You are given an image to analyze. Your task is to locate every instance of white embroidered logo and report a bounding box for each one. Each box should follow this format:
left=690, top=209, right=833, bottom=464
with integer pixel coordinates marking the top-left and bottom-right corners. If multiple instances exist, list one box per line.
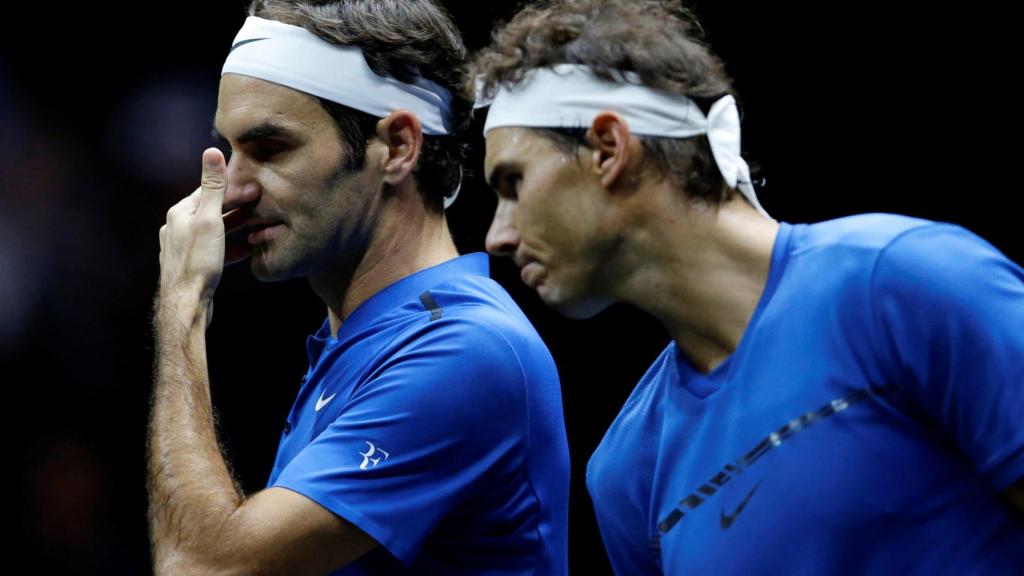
left=359, top=441, right=390, bottom=470
left=315, top=390, right=337, bottom=412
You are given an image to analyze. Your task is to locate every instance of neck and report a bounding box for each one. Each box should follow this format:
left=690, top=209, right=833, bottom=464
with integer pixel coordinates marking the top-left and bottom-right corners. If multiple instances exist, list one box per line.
left=310, top=191, right=458, bottom=338
left=609, top=188, right=779, bottom=373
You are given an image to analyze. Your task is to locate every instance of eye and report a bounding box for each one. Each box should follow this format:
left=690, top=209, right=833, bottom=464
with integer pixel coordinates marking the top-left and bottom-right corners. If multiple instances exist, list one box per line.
left=500, top=173, right=522, bottom=200
left=249, top=141, right=288, bottom=161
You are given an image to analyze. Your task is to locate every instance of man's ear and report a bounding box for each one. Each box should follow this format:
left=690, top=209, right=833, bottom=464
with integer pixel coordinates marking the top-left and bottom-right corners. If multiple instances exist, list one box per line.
left=375, top=110, right=423, bottom=185
left=586, top=111, right=634, bottom=189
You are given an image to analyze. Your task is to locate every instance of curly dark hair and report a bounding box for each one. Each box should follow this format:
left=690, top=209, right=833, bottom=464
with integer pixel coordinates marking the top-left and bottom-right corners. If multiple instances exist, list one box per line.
left=249, top=0, right=470, bottom=212
left=469, top=0, right=740, bottom=204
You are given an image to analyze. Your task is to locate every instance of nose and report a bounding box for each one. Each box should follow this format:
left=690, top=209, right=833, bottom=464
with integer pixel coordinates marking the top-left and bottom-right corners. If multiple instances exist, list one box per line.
left=223, top=154, right=261, bottom=211
left=485, top=199, right=520, bottom=257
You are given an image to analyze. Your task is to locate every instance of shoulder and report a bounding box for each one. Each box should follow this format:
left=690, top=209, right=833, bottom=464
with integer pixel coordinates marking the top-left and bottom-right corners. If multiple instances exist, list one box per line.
left=419, top=271, right=554, bottom=366
left=862, top=220, right=1024, bottom=375
left=427, top=272, right=534, bottom=330
left=796, top=213, right=934, bottom=255
left=778, top=214, right=936, bottom=298
left=784, top=214, right=1022, bottom=304
left=376, top=278, right=552, bottom=401
left=796, top=213, right=1015, bottom=270
left=870, top=220, right=1023, bottom=307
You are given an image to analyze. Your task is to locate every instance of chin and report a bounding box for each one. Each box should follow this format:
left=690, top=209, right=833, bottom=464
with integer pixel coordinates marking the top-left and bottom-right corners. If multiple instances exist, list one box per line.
left=539, top=284, right=610, bottom=320
left=250, top=261, right=284, bottom=282
left=249, top=247, right=299, bottom=282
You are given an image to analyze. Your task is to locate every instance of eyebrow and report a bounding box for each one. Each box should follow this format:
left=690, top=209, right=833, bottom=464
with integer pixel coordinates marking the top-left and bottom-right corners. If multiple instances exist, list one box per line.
left=210, top=121, right=294, bottom=145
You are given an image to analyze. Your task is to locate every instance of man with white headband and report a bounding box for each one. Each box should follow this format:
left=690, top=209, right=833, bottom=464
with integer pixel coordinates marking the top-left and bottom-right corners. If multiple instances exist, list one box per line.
left=148, top=2, right=569, bottom=575
left=470, top=0, right=1024, bottom=573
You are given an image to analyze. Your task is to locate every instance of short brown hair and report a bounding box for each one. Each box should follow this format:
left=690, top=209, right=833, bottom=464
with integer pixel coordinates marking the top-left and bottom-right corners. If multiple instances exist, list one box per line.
left=249, top=0, right=470, bottom=212
left=470, top=0, right=739, bottom=204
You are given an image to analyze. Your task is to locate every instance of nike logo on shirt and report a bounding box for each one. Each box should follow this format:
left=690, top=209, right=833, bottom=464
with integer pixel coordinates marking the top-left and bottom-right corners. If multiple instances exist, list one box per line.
left=720, top=480, right=762, bottom=530
left=315, top=390, right=337, bottom=412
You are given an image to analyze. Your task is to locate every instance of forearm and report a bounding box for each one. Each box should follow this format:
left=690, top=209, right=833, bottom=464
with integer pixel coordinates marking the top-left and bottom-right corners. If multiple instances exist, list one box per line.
left=147, top=295, right=244, bottom=572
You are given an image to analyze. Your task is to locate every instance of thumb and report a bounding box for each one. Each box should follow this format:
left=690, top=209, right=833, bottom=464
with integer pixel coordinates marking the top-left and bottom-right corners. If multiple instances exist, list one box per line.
left=198, top=148, right=227, bottom=217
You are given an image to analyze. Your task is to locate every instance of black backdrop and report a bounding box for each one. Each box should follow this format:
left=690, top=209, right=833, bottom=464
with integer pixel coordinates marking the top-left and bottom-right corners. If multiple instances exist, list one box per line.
left=2, top=1, right=1017, bottom=574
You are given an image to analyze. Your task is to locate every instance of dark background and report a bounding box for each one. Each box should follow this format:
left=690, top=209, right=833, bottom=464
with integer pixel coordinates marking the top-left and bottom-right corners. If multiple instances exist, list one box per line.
left=2, top=1, right=1017, bottom=574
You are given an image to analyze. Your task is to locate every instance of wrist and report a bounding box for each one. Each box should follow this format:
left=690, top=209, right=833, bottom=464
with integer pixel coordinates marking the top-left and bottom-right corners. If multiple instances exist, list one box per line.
left=155, top=287, right=211, bottom=336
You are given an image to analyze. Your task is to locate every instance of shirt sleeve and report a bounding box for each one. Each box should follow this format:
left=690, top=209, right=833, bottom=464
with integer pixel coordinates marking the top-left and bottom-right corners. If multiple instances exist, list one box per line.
left=271, top=317, right=529, bottom=566
left=871, top=223, right=1024, bottom=490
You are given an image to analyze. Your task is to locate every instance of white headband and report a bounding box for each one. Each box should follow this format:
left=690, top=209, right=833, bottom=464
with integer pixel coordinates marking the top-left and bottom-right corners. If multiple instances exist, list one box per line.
left=224, top=17, right=453, bottom=135
left=222, top=16, right=461, bottom=208
left=478, top=64, right=767, bottom=217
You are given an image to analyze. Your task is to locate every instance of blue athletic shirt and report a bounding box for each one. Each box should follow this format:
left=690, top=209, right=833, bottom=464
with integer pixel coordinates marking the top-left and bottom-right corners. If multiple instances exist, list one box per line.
left=587, top=215, right=1024, bottom=575
left=268, top=253, right=569, bottom=575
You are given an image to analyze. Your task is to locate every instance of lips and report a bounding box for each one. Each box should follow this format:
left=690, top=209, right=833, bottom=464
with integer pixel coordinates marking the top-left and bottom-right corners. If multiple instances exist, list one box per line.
left=519, top=260, right=544, bottom=288
left=246, top=221, right=284, bottom=245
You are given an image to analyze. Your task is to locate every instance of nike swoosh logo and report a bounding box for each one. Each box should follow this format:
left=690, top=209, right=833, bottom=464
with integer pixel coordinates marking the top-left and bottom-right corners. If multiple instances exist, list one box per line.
left=229, top=38, right=268, bottom=53
left=720, top=480, right=762, bottom=530
left=315, top=390, right=337, bottom=412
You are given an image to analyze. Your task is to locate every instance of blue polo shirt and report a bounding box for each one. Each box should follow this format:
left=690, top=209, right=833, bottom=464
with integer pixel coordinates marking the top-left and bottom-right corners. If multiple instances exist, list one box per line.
left=588, top=215, right=1024, bottom=574
left=268, top=253, right=569, bottom=575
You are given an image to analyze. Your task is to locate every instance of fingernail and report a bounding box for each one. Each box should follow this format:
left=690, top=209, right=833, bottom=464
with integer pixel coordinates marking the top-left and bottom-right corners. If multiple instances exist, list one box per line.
left=204, top=151, right=222, bottom=170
